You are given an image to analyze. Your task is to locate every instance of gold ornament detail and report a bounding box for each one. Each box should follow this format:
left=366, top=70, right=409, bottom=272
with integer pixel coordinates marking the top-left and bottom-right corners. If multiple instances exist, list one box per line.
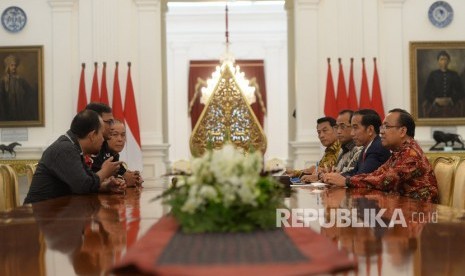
left=190, top=64, right=267, bottom=156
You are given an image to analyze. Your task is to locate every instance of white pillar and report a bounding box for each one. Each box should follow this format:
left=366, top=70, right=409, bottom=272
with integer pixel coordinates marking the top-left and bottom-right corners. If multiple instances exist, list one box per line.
left=133, top=0, right=169, bottom=185
left=294, top=0, right=320, bottom=142
left=48, top=0, right=77, bottom=139
left=380, top=0, right=406, bottom=111
left=263, top=41, right=289, bottom=161
left=133, top=0, right=163, bottom=145
left=290, top=0, right=321, bottom=168
left=167, top=42, right=190, bottom=161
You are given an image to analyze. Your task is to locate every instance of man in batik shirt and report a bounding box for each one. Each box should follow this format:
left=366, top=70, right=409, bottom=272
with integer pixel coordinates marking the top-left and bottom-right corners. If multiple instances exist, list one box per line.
left=324, top=109, right=439, bottom=203
left=299, top=117, right=341, bottom=182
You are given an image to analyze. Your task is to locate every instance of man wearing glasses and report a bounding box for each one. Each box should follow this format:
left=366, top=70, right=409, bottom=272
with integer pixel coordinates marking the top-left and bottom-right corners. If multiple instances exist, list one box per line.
left=325, top=109, right=438, bottom=203
left=85, top=103, right=122, bottom=176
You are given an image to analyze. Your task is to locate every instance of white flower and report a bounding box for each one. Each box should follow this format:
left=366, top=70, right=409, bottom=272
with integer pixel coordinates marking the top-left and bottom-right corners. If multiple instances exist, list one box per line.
left=243, top=151, right=262, bottom=174
left=199, top=185, right=218, bottom=201
left=237, top=184, right=256, bottom=205
left=181, top=185, right=203, bottom=213
left=160, top=142, right=286, bottom=232
left=179, top=143, right=265, bottom=212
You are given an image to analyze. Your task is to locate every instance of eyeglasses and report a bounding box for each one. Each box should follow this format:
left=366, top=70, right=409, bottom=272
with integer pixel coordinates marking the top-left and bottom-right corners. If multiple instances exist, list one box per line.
left=103, top=119, right=115, bottom=126
left=379, top=124, right=402, bottom=131
left=333, top=124, right=352, bottom=130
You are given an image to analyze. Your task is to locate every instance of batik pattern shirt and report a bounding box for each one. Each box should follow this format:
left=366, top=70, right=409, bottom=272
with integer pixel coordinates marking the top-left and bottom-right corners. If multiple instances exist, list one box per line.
left=319, top=140, right=341, bottom=170
left=289, top=140, right=341, bottom=177
left=335, top=141, right=362, bottom=174
left=349, top=138, right=439, bottom=203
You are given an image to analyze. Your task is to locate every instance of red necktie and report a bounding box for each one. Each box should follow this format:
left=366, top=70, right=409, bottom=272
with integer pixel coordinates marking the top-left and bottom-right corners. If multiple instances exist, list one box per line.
left=362, top=149, right=367, bottom=162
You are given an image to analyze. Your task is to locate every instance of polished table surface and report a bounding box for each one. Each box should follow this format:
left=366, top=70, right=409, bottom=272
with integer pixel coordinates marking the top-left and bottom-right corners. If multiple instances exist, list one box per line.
left=1, top=184, right=465, bottom=276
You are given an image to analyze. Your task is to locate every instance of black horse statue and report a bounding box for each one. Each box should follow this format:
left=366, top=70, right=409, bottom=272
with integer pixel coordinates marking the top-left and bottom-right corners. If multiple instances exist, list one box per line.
left=0, top=142, right=22, bottom=157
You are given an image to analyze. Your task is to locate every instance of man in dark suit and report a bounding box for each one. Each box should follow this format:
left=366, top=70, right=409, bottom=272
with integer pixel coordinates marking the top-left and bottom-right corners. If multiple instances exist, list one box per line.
left=322, top=109, right=390, bottom=185
left=422, top=50, right=464, bottom=118
left=346, top=109, right=391, bottom=176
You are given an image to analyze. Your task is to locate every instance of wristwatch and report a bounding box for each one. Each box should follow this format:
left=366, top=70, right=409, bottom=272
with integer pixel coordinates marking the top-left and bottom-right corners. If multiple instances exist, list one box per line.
left=345, top=177, right=351, bottom=188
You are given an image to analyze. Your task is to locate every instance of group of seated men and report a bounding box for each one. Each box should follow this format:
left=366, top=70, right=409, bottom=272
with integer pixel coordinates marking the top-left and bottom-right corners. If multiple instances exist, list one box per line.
left=24, top=103, right=143, bottom=204
left=288, top=108, right=439, bottom=203
left=23, top=104, right=438, bottom=205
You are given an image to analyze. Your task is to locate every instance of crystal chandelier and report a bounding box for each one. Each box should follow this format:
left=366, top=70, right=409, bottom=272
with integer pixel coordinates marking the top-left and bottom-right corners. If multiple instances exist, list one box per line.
left=200, top=5, right=256, bottom=105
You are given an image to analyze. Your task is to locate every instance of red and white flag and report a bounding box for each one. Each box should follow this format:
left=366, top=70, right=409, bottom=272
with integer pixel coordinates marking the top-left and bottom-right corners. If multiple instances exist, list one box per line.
left=100, top=62, right=109, bottom=105
left=347, top=58, right=359, bottom=111
left=371, top=58, right=385, bottom=120
left=77, top=63, right=87, bottom=112
left=336, top=58, right=349, bottom=112
left=112, top=62, right=128, bottom=162
left=124, top=62, right=143, bottom=171
left=324, top=58, right=338, bottom=118
left=90, top=62, right=100, bottom=102
left=112, top=62, right=124, bottom=121
left=359, top=58, right=371, bottom=109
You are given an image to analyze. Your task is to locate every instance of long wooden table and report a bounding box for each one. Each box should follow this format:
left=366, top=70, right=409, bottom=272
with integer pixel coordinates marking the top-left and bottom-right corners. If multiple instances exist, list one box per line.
left=1, top=185, right=465, bottom=275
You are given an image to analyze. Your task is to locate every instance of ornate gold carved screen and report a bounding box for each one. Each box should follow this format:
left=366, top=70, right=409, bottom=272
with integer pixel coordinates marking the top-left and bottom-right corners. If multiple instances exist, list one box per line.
left=189, top=64, right=267, bottom=156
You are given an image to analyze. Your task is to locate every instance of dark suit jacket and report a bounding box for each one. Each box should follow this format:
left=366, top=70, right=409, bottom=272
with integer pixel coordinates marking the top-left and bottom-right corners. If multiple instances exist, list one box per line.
left=343, top=136, right=390, bottom=177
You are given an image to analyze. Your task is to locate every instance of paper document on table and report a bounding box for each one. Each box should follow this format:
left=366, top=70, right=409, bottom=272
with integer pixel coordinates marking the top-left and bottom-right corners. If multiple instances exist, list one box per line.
left=310, top=182, right=328, bottom=188
left=290, top=183, right=312, bottom=187
left=290, top=182, right=328, bottom=188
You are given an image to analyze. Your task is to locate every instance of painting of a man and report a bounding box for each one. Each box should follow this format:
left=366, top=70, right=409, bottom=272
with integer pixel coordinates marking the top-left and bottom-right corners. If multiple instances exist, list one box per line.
left=422, top=50, right=465, bottom=118
left=0, top=54, right=38, bottom=121
left=411, top=41, right=465, bottom=125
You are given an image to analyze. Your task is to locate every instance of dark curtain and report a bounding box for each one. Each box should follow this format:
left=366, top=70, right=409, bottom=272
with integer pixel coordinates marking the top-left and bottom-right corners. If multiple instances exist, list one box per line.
left=188, top=60, right=267, bottom=129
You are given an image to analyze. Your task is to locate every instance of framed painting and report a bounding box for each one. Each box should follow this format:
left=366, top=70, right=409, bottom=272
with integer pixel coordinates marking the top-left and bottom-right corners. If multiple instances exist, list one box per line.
left=0, top=45, right=44, bottom=127
left=410, top=41, right=465, bottom=125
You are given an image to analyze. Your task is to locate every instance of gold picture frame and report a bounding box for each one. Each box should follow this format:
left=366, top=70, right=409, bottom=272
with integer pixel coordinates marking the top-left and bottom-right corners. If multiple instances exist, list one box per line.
left=410, top=41, right=465, bottom=125
left=409, top=41, right=465, bottom=125
left=0, top=45, right=44, bottom=127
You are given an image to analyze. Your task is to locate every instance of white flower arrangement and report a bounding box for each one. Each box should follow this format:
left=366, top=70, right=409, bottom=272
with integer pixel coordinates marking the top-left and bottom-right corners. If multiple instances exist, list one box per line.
left=160, top=144, right=285, bottom=233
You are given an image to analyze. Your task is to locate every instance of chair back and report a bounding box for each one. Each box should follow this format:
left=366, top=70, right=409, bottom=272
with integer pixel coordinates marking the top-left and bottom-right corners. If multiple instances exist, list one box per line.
left=452, top=158, right=465, bottom=209
left=433, top=156, right=460, bottom=206
left=0, top=164, right=20, bottom=211
left=0, top=165, right=8, bottom=211
left=25, top=163, right=38, bottom=188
